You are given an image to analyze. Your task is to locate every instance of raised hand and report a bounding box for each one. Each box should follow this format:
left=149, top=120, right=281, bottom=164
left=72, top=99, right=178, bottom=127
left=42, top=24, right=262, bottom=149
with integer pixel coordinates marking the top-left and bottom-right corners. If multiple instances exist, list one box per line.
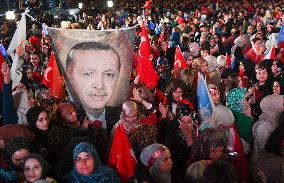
left=1, top=62, right=11, bottom=84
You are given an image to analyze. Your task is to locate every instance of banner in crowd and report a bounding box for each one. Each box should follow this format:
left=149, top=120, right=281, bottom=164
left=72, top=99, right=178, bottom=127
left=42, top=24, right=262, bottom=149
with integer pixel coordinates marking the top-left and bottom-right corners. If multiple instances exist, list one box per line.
left=7, top=13, right=26, bottom=89
left=47, top=27, right=136, bottom=118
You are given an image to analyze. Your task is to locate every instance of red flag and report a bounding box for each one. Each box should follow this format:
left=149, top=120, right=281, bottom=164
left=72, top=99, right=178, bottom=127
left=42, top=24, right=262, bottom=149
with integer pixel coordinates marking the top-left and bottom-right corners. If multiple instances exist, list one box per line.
left=108, top=122, right=137, bottom=183
left=226, top=53, right=232, bottom=68
left=0, top=52, right=5, bottom=92
left=263, top=45, right=276, bottom=60
left=137, top=22, right=159, bottom=89
left=174, top=45, right=187, bottom=69
left=42, top=52, right=64, bottom=99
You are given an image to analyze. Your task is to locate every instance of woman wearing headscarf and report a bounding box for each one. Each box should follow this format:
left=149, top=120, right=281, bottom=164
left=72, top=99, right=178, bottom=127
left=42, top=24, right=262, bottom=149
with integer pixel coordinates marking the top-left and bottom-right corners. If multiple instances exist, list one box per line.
left=186, top=128, right=227, bottom=182
left=22, top=153, right=57, bottom=183
left=139, top=143, right=173, bottom=183
left=65, top=142, right=119, bottom=183
left=48, top=103, right=83, bottom=158
left=26, top=106, right=52, bottom=164
left=158, top=100, right=199, bottom=183
left=0, top=137, right=31, bottom=182
left=251, top=95, right=284, bottom=165
left=253, top=123, right=284, bottom=183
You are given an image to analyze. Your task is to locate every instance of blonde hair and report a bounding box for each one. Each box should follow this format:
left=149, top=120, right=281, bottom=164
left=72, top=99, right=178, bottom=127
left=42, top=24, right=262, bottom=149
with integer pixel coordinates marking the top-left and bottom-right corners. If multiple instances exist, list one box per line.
left=192, top=57, right=207, bottom=72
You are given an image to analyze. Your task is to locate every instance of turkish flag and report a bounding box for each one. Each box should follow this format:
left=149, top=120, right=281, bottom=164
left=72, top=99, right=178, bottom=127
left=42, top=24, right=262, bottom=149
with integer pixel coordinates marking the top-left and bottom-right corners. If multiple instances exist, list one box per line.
left=42, top=52, right=64, bottom=99
left=137, top=21, right=159, bottom=89
left=108, top=122, right=137, bottom=183
left=263, top=45, right=276, bottom=60
left=174, top=45, right=187, bottom=69
left=226, top=53, right=232, bottom=68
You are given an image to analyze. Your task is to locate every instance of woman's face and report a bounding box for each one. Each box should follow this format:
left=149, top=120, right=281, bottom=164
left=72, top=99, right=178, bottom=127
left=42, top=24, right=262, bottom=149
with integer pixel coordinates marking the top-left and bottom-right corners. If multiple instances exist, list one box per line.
left=172, top=87, right=183, bottom=102
left=12, top=148, right=30, bottom=167
left=256, top=69, right=268, bottom=83
left=209, top=146, right=224, bottom=162
left=24, top=158, right=43, bottom=182
left=159, top=150, right=173, bottom=173
left=200, top=61, right=208, bottom=74
left=66, top=107, right=78, bottom=123
left=209, top=88, right=220, bottom=105
left=271, top=61, right=279, bottom=74
left=209, top=39, right=215, bottom=46
left=75, top=152, right=95, bottom=176
left=36, top=111, right=49, bottom=130
left=273, top=81, right=281, bottom=95
left=186, top=56, right=193, bottom=66
left=27, top=68, right=33, bottom=80
left=254, top=40, right=262, bottom=50
left=124, top=110, right=138, bottom=125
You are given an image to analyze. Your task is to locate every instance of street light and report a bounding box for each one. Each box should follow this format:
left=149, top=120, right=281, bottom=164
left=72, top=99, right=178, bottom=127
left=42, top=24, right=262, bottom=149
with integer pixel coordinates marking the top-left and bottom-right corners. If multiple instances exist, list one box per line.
left=78, top=3, right=83, bottom=9
left=107, top=1, right=113, bottom=8
left=6, top=11, right=15, bottom=20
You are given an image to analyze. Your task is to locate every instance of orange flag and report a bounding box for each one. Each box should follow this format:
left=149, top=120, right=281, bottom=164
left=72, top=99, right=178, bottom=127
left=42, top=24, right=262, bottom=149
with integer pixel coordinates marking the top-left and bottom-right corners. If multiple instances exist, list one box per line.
left=42, top=52, right=64, bottom=99
left=174, top=45, right=187, bottom=69
left=108, top=122, right=137, bottom=183
left=137, top=21, right=159, bottom=89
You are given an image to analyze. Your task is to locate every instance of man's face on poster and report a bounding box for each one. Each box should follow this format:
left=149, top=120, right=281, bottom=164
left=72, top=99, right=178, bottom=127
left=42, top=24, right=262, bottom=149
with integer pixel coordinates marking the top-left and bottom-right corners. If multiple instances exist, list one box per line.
left=67, top=49, right=120, bottom=113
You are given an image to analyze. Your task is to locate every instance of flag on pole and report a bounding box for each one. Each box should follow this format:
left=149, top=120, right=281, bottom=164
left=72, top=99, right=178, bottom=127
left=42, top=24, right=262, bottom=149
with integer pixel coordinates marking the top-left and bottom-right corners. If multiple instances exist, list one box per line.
left=230, top=55, right=236, bottom=69
left=149, top=21, right=155, bottom=31
left=108, top=122, right=137, bottom=183
left=136, top=21, right=159, bottom=89
left=7, top=13, right=26, bottom=89
left=42, top=23, right=49, bottom=37
left=263, top=45, right=276, bottom=60
left=0, top=44, right=8, bottom=58
left=197, top=73, right=214, bottom=120
left=42, top=52, right=64, bottom=99
left=226, top=53, right=232, bottom=68
left=174, top=45, right=187, bottom=69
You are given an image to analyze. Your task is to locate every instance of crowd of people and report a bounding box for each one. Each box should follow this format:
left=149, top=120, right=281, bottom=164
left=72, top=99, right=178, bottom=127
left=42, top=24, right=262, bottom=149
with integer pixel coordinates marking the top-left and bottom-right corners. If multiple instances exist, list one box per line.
left=1, top=0, right=284, bottom=183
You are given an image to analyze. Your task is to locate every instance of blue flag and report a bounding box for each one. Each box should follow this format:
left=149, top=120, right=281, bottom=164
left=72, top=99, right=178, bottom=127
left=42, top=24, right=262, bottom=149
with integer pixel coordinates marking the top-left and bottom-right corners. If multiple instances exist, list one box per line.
left=155, top=23, right=161, bottom=35
left=149, top=21, right=155, bottom=31
left=230, top=56, right=236, bottom=70
left=42, top=23, right=49, bottom=36
left=277, top=21, right=284, bottom=44
left=0, top=44, right=7, bottom=57
left=197, top=73, right=213, bottom=120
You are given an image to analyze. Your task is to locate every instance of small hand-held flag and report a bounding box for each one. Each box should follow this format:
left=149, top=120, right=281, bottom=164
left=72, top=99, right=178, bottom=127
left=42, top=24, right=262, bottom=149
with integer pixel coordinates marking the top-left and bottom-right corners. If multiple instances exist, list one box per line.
left=108, top=122, right=137, bottom=183
left=174, top=45, right=187, bottom=69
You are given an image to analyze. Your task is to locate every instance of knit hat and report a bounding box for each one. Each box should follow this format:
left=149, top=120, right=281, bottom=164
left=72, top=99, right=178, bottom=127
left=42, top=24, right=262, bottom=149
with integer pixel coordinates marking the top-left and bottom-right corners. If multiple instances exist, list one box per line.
left=140, top=143, right=168, bottom=167
left=26, top=106, right=46, bottom=131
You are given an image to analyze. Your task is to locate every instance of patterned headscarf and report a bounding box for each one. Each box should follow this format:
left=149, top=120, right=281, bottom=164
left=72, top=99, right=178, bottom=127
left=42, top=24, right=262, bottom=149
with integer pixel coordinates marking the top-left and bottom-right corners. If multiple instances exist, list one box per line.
left=70, top=142, right=120, bottom=183
left=226, top=88, right=247, bottom=113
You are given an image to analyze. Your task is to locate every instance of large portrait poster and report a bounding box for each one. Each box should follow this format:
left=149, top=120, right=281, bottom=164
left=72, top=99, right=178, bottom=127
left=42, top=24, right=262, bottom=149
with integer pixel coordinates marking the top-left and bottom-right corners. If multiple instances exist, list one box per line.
left=48, top=27, right=136, bottom=119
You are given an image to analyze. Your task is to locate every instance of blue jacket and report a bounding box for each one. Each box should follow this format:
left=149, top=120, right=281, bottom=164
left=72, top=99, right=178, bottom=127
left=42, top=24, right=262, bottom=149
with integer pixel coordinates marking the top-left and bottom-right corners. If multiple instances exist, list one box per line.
left=2, top=82, right=18, bottom=125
